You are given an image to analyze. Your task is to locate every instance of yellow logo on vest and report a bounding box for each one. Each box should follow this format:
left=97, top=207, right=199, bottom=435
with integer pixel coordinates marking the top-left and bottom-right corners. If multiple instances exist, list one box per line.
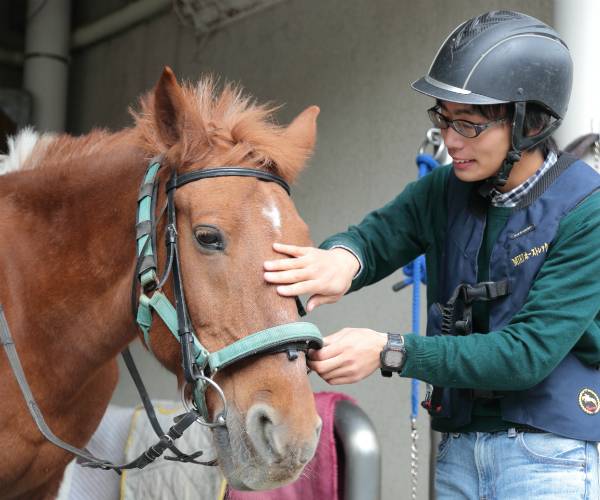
left=511, top=243, right=548, bottom=267
left=578, top=388, right=600, bottom=415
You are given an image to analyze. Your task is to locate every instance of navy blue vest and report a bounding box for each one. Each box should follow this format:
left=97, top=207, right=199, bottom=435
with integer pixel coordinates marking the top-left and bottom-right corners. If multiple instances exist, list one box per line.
left=426, top=153, right=600, bottom=440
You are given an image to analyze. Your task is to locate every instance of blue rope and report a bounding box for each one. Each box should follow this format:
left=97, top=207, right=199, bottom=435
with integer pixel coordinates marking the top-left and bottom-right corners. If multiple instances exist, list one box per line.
left=405, top=154, right=438, bottom=419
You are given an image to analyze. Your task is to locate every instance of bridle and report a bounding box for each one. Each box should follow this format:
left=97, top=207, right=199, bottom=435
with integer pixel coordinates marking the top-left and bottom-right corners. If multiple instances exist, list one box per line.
left=133, top=156, right=323, bottom=425
left=0, top=155, right=323, bottom=474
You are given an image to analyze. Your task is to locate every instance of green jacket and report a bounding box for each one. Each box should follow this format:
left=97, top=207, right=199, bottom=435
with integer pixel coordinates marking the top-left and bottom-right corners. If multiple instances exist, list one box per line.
left=320, top=164, right=600, bottom=430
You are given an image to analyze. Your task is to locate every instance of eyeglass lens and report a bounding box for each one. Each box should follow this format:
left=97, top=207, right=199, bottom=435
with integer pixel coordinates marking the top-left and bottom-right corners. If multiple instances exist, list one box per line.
left=428, top=109, right=478, bottom=138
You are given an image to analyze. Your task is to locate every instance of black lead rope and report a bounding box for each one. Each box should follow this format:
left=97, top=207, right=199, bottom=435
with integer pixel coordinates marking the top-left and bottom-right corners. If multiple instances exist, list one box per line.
left=0, top=305, right=101, bottom=466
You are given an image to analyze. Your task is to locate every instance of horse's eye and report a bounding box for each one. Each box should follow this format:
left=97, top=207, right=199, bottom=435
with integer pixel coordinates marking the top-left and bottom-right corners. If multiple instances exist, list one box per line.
left=194, top=228, right=224, bottom=251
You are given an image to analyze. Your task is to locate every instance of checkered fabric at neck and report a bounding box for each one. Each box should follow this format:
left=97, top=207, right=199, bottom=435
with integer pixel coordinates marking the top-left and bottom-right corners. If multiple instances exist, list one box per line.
left=490, top=151, right=558, bottom=207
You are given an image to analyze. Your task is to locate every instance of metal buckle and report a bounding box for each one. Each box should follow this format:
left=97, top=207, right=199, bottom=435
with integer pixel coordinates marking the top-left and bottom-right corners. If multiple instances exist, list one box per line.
left=165, top=223, right=177, bottom=245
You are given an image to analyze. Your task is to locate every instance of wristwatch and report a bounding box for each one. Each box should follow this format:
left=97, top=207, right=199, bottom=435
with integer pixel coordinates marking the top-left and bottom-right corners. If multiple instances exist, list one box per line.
left=380, top=333, right=406, bottom=378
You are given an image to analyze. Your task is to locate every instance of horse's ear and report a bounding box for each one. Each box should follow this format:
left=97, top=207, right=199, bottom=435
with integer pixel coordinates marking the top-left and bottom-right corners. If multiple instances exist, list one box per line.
left=282, top=106, right=319, bottom=153
left=153, top=67, right=189, bottom=147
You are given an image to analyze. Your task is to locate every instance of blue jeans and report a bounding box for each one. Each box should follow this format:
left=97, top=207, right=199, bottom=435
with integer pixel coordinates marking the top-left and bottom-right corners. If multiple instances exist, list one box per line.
left=435, top=429, right=599, bottom=499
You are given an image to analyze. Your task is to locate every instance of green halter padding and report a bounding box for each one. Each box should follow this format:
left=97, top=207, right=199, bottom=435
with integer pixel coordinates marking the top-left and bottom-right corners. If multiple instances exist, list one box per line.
left=137, top=161, right=160, bottom=288
left=138, top=291, right=321, bottom=374
left=137, top=290, right=322, bottom=420
left=208, top=322, right=322, bottom=371
left=137, top=291, right=209, bottom=368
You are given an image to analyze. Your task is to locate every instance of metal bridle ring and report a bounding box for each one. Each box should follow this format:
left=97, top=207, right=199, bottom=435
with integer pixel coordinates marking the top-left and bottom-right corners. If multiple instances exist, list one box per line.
left=180, top=376, right=228, bottom=428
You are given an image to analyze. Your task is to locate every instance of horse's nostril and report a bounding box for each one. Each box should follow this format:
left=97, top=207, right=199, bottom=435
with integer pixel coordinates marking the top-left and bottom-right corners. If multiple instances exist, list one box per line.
left=246, top=404, right=320, bottom=466
left=246, top=405, right=279, bottom=457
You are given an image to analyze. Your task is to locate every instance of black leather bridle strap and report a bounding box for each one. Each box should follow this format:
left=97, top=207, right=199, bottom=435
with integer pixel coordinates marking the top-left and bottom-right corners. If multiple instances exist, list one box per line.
left=167, top=170, right=199, bottom=384
left=81, top=408, right=203, bottom=471
left=120, top=348, right=183, bottom=460
left=127, top=184, right=214, bottom=465
left=0, top=307, right=210, bottom=473
left=165, top=167, right=291, bottom=195
left=0, top=303, right=213, bottom=473
left=0, top=305, right=104, bottom=466
left=120, top=347, right=217, bottom=466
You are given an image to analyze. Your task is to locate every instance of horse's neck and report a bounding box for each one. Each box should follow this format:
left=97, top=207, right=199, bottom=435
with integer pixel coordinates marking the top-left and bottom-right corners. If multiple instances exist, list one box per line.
left=0, top=133, right=146, bottom=398
left=0, top=133, right=155, bottom=499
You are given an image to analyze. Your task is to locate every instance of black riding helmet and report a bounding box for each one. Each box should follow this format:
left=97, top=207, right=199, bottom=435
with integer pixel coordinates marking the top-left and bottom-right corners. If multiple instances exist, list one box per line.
left=412, top=11, right=573, bottom=195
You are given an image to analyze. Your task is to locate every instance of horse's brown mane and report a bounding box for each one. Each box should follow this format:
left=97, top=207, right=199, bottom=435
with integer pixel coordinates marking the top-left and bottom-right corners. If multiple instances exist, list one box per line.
left=16, top=130, right=131, bottom=174
left=131, top=77, right=311, bottom=182
left=16, top=77, right=310, bottom=183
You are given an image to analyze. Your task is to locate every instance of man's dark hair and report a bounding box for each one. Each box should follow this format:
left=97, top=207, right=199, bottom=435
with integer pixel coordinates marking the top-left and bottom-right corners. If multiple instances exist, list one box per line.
left=471, top=102, right=559, bottom=158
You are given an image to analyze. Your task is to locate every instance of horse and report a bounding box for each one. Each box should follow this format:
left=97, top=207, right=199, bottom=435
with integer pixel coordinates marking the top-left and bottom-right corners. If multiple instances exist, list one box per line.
left=0, top=67, right=322, bottom=500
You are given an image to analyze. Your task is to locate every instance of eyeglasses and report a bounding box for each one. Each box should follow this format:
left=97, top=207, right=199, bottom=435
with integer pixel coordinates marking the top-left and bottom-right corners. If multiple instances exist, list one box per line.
left=427, top=106, right=509, bottom=138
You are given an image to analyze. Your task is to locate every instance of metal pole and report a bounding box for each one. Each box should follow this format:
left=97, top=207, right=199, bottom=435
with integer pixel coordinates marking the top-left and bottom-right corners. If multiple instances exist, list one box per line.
left=23, top=0, right=72, bottom=132
left=334, top=399, right=381, bottom=500
left=72, top=0, right=171, bottom=49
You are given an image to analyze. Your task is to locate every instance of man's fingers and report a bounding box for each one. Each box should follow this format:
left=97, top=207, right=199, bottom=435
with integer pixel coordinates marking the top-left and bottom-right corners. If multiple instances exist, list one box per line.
left=264, top=268, right=312, bottom=284
left=306, top=294, right=340, bottom=312
left=322, top=376, right=358, bottom=386
left=272, top=243, right=311, bottom=257
left=308, top=340, right=349, bottom=362
left=263, top=257, right=305, bottom=272
left=319, top=328, right=352, bottom=346
left=306, top=356, right=343, bottom=375
left=309, top=363, right=360, bottom=385
left=274, top=281, right=317, bottom=297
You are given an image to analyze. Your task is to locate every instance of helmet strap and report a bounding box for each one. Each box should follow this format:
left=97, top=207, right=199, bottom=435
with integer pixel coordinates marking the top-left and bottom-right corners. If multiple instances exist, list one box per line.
left=478, top=102, right=562, bottom=197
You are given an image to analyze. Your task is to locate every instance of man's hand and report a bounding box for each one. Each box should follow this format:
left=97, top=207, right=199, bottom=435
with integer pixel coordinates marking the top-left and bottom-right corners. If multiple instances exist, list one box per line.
left=264, top=243, right=360, bottom=312
left=307, top=328, right=388, bottom=385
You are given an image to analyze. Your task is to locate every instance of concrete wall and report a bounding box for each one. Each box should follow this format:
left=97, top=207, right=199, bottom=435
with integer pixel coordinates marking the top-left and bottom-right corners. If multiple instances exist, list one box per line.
left=68, top=1, right=553, bottom=498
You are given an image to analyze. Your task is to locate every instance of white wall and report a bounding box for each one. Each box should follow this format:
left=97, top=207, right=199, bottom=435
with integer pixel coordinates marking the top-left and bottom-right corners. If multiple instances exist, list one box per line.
left=68, top=1, right=553, bottom=498
left=553, top=0, right=600, bottom=161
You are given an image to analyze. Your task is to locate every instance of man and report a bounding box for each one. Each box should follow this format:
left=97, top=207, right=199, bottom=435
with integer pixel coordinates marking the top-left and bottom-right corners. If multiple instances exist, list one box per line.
left=264, top=11, right=600, bottom=499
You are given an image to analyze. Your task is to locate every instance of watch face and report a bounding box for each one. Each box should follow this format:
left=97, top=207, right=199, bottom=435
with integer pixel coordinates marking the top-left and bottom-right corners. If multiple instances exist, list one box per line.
left=384, top=349, right=404, bottom=367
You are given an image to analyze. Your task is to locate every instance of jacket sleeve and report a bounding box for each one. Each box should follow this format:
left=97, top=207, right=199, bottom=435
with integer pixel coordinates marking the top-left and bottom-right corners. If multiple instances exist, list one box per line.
left=319, top=165, right=451, bottom=293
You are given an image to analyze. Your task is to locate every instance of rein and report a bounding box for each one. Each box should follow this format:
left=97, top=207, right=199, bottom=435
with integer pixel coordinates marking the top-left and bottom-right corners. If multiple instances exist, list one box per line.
left=0, top=156, right=323, bottom=474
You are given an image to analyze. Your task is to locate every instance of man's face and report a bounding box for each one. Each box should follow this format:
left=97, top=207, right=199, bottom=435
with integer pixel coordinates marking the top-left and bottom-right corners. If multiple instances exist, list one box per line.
left=438, top=101, right=511, bottom=183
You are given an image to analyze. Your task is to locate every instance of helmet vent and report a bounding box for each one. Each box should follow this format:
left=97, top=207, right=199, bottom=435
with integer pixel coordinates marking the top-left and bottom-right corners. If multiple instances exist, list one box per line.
left=452, top=11, right=524, bottom=52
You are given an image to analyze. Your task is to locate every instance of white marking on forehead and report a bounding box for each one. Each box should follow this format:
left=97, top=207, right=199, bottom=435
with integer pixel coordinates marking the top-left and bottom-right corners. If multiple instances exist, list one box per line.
left=262, top=201, right=282, bottom=232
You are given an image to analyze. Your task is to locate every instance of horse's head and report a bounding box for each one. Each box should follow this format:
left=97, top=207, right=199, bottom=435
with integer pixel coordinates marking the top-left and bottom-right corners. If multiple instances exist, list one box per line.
left=132, top=67, right=321, bottom=490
